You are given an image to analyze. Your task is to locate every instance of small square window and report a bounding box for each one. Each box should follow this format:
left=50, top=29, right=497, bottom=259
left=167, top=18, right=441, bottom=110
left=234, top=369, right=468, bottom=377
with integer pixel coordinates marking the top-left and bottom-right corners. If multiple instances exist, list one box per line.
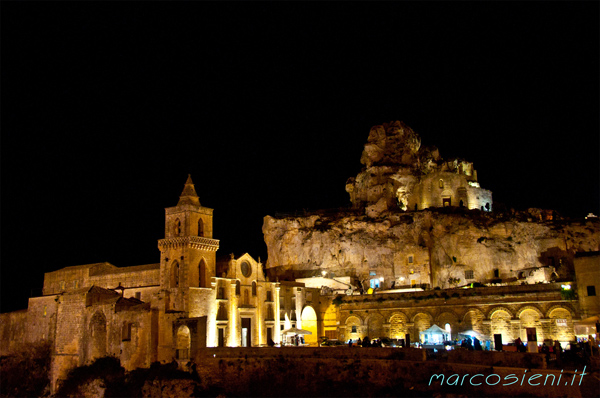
left=351, top=326, right=357, bottom=333
left=408, top=256, right=414, bottom=264
left=587, top=286, right=596, bottom=297
left=465, top=270, right=474, bottom=280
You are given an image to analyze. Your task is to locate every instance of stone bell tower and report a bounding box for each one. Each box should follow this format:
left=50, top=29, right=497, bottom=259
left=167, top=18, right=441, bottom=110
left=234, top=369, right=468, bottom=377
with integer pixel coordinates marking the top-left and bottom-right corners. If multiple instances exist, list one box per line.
left=158, top=175, right=220, bottom=312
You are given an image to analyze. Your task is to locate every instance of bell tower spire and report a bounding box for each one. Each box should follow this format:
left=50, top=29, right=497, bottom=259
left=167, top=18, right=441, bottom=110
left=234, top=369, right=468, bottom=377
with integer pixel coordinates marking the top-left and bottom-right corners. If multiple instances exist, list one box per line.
left=158, top=175, right=220, bottom=313
left=178, top=174, right=201, bottom=207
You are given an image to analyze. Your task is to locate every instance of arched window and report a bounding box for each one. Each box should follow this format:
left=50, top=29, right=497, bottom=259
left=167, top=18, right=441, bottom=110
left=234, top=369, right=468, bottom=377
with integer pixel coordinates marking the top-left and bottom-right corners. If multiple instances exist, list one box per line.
left=171, top=261, right=180, bottom=288
left=198, top=218, right=204, bottom=237
left=439, top=179, right=444, bottom=189
left=199, top=259, right=206, bottom=288
left=235, top=280, right=241, bottom=296
left=174, top=219, right=181, bottom=236
left=252, top=281, right=257, bottom=296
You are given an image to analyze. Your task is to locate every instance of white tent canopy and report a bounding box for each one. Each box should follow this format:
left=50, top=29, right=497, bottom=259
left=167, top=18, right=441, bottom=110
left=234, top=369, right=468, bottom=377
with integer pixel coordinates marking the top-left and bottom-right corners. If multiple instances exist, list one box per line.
left=419, top=324, right=448, bottom=344
left=281, top=327, right=312, bottom=335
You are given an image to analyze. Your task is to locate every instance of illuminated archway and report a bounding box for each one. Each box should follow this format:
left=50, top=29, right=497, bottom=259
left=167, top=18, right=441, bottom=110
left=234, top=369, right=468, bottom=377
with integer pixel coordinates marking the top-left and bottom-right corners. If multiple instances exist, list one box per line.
left=389, top=313, right=408, bottom=339
left=176, top=325, right=191, bottom=360
left=300, top=306, right=318, bottom=346
left=490, top=309, right=513, bottom=344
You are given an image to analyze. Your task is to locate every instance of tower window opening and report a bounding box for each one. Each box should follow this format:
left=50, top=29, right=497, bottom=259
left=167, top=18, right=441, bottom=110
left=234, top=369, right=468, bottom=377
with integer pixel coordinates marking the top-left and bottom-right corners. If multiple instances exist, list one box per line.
left=174, top=219, right=181, bottom=236
left=198, top=218, right=204, bottom=237
left=171, top=261, right=180, bottom=288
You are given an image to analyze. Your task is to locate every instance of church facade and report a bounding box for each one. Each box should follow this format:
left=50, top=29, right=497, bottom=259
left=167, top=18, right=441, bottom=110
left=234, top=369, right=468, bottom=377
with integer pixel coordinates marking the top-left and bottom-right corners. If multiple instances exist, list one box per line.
left=1, top=176, right=325, bottom=390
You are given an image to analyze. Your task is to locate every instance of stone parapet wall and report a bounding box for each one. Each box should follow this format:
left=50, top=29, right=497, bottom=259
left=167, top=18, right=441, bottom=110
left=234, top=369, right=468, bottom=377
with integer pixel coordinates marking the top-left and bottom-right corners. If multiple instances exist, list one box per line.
left=195, top=346, right=427, bottom=362
left=89, top=268, right=160, bottom=290
left=192, top=348, right=584, bottom=398
left=448, top=348, right=546, bottom=369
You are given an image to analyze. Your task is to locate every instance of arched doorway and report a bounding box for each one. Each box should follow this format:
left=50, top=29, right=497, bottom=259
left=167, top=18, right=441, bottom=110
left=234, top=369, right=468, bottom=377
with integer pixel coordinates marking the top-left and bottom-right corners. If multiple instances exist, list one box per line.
left=176, top=325, right=191, bottom=360
left=300, top=306, right=318, bottom=346
left=490, top=309, right=513, bottom=345
left=89, top=311, right=107, bottom=361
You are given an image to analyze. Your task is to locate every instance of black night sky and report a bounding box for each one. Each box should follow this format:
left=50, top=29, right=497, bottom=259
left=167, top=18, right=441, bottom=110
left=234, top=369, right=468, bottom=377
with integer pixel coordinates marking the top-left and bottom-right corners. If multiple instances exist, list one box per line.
left=2, top=3, right=598, bottom=313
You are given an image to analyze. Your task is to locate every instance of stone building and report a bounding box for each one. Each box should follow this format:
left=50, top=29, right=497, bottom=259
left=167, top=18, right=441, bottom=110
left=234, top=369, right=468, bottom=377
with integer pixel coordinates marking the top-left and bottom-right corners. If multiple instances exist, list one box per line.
left=336, top=283, right=578, bottom=348
left=1, top=122, right=598, bottom=393
left=345, top=121, right=492, bottom=217
left=1, top=176, right=307, bottom=391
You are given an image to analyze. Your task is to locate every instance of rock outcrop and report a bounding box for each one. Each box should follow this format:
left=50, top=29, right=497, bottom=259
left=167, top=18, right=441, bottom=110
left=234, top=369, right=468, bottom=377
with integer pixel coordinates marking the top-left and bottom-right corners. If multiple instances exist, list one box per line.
left=263, top=209, right=599, bottom=290
left=263, top=121, right=599, bottom=290
left=345, top=121, right=491, bottom=217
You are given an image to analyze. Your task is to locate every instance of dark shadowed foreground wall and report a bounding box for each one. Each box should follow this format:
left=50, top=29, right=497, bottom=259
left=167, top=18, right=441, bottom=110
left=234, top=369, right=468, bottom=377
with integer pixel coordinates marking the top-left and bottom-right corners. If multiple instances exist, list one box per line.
left=193, top=348, right=584, bottom=398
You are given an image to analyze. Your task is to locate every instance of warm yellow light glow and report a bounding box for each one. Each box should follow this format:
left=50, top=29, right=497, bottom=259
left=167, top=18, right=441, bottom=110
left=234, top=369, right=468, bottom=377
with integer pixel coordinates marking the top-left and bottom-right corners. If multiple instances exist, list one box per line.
left=284, top=313, right=292, bottom=330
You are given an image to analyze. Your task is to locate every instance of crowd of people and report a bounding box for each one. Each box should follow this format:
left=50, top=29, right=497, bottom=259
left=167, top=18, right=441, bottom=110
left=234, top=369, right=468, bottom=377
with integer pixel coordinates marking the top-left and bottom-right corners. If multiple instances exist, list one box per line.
left=346, top=336, right=384, bottom=347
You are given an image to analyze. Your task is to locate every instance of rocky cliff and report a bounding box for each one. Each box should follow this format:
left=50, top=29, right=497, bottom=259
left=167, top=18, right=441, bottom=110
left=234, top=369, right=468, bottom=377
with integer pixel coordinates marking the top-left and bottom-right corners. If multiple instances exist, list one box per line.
left=263, top=121, right=598, bottom=290
left=263, top=208, right=599, bottom=290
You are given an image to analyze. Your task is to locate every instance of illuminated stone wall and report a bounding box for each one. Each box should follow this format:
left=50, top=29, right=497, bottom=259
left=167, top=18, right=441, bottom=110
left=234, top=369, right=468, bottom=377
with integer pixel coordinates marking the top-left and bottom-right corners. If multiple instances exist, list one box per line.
left=42, top=262, right=160, bottom=295
left=574, top=252, right=600, bottom=318
left=412, top=171, right=492, bottom=211
left=0, top=310, right=28, bottom=355
left=264, top=212, right=599, bottom=290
